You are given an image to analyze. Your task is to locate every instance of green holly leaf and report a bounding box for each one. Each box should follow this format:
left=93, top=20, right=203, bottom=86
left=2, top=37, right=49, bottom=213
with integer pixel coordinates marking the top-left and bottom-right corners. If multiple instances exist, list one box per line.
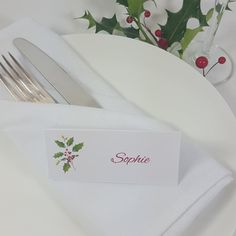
left=63, top=163, right=71, bottom=173
left=226, top=0, right=235, bottom=11
left=161, top=0, right=208, bottom=46
left=115, top=24, right=140, bottom=38
left=55, top=140, right=66, bottom=148
left=215, top=1, right=235, bottom=12
left=127, top=0, right=145, bottom=17
left=181, top=27, right=203, bottom=53
left=79, top=12, right=119, bottom=34
left=116, top=0, right=128, bottom=7
left=215, top=3, right=223, bottom=13
left=80, top=11, right=96, bottom=28
left=181, top=8, right=213, bottom=53
left=53, top=152, right=64, bottom=159
left=122, top=27, right=140, bottom=38
left=67, top=137, right=74, bottom=146
left=206, top=8, right=214, bottom=22
left=95, top=15, right=119, bottom=34
left=73, top=143, right=84, bottom=152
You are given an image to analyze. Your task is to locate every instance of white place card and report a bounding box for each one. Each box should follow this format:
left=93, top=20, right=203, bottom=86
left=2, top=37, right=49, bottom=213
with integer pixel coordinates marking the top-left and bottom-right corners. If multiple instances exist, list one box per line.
left=46, top=129, right=181, bottom=185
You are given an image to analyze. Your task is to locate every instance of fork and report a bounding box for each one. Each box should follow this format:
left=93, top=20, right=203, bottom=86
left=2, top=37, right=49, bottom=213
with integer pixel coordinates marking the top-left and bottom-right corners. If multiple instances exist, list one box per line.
left=0, top=52, right=56, bottom=103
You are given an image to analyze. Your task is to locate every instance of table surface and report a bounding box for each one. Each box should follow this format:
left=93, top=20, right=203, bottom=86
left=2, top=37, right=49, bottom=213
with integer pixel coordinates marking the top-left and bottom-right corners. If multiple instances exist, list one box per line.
left=0, top=0, right=236, bottom=235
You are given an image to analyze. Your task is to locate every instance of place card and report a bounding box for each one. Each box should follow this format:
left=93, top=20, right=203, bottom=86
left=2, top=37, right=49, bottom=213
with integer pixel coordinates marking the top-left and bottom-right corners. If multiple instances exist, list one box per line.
left=46, top=129, right=181, bottom=185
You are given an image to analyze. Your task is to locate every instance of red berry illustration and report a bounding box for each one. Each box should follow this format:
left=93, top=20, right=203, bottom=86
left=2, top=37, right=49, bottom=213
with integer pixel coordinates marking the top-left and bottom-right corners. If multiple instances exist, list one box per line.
left=195, top=56, right=208, bottom=69
left=144, top=10, right=151, bottom=18
left=126, top=16, right=133, bottom=24
left=155, top=29, right=162, bottom=37
left=158, top=38, right=169, bottom=50
left=218, top=56, right=226, bottom=64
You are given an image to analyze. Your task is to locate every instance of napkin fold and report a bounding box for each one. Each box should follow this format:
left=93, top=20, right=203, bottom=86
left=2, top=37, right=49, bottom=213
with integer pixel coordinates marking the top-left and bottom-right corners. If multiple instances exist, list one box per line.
left=0, top=18, right=233, bottom=236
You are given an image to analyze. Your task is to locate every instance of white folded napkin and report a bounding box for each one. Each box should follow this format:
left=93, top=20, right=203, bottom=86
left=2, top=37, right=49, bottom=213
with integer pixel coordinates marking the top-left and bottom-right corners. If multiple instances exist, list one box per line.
left=0, top=19, right=233, bottom=236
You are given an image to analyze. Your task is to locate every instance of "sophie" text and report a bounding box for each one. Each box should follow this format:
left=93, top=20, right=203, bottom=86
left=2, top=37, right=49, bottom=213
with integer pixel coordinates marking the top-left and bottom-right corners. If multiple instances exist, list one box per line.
left=111, top=152, right=151, bottom=165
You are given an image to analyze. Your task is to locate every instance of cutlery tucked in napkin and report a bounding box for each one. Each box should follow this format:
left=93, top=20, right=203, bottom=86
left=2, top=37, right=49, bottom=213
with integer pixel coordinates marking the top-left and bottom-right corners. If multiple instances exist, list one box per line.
left=0, top=18, right=233, bottom=236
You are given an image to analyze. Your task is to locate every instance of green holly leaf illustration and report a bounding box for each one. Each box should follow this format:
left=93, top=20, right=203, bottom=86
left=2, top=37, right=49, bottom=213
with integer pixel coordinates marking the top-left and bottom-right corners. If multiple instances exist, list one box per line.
left=53, top=152, right=64, bottom=159
left=95, top=15, right=119, bottom=34
left=67, top=137, right=74, bottom=146
left=55, top=140, right=66, bottom=148
left=80, top=11, right=96, bottom=28
left=161, top=0, right=208, bottom=46
left=127, top=0, right=145, bottom=17
left=79, top=1, right=147, bottom=38
left=81, top=13, right=119, bottom=34
left=121, top=26, right=140, bottom=38
left=73, top=143, right=84, bottom=152
left=117, top=0, right=155, bottom=9
left=181, top=8, right=213, bottom=54
left=78, top=0, right=235, bottom=58
left=226, top=0, right=234, bottom=10
left=63, top=163, right=71, bottom=173
left=116, top=0, right=128, bottom=7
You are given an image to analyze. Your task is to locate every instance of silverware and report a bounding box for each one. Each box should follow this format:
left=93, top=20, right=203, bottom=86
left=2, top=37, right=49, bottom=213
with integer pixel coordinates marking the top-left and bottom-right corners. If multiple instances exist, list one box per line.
left=13, top=38, right=101, bottom=108
left=0, top=52, right=55, bottom=103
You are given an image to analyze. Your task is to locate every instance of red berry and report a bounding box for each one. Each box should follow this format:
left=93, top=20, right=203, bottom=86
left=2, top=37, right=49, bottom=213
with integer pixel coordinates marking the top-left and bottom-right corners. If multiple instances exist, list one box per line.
left=158, top=38, right=169, bottom=50
left=155, top=29, right=162, bottom=37
left=218, top=56, right=226, bottom=64
left=144, top=10, right=151, bottom=18
left=195, top=56, right=208, bottom=69
left=126, top=16, right=133, bottom=24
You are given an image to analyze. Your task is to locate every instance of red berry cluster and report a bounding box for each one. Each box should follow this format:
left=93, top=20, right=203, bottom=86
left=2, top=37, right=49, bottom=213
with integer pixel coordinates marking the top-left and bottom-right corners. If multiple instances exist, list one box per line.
left=64, top=148, right=77, bottom=162
left=126, top=10, right=151, bottom=24
left=154, top=29, right=168, bottom=50
left=195, top=55, right=226, bottom=77
left=127, top=10, right=169, bottom=50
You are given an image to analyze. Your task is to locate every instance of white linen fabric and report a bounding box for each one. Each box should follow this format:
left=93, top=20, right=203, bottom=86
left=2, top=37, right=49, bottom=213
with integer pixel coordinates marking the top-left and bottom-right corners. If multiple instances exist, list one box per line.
left=0, top=19, right=233, bottom=236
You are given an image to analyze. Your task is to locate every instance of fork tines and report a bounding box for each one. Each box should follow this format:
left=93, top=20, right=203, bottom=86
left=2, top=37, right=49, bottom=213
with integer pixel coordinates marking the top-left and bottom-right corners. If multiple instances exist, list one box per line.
left=0, top=52, right=55, bottom=103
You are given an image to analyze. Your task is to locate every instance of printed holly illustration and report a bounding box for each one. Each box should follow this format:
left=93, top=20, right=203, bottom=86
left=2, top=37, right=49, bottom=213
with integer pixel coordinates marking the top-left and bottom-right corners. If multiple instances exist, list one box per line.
left=76, top=0, right=234, bottom=58
left=53, top=136, right=84, bottom=173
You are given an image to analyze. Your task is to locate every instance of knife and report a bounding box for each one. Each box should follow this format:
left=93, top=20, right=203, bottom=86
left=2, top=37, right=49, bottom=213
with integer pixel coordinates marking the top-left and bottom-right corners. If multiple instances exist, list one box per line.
left=13, top=38, right=101, bottom=108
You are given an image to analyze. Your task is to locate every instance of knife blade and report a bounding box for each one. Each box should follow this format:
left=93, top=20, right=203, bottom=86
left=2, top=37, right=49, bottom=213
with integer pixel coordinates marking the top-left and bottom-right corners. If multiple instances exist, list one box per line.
left=13, top=38, right=101, bottom=108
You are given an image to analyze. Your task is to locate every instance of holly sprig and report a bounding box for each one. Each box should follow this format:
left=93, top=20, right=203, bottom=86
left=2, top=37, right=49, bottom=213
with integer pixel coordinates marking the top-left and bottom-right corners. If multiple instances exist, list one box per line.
left=76, top=1, right=197, bottom=54
left=54, top=136, right=84, bottom=173
left=77, top=0, right=235, bottom=57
